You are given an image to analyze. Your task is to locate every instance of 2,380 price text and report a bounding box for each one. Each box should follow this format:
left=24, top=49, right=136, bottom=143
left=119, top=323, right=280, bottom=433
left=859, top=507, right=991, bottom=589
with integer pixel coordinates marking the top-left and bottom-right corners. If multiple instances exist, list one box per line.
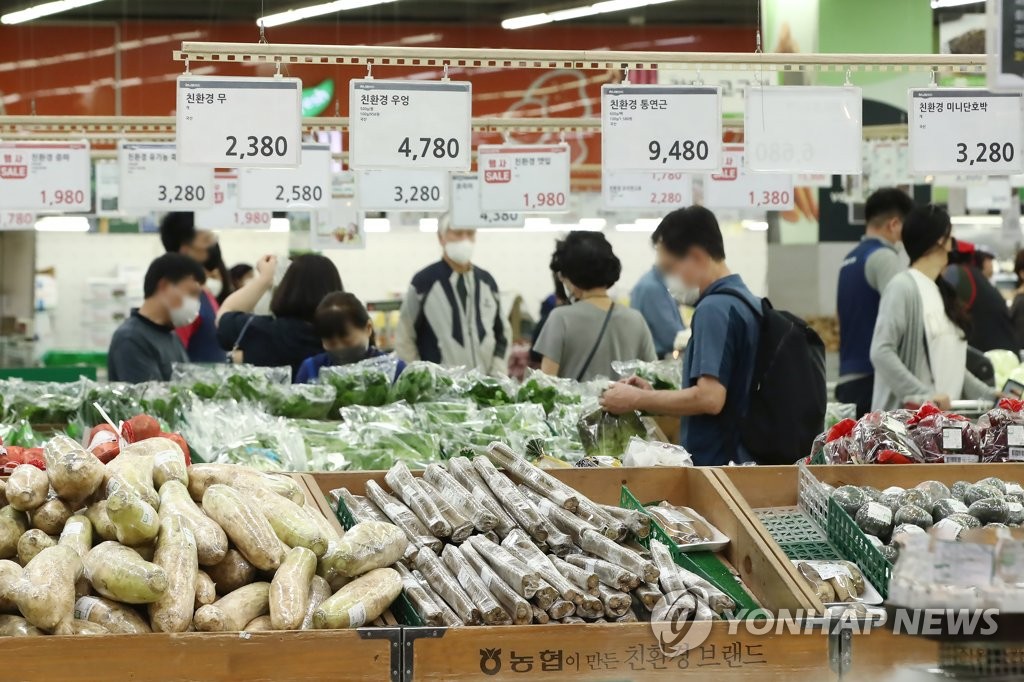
left=158, top=185, right=205, bottom=202
left=955, top=142, right=1015, bottom=166
left=225, top=135, right=288, bottom=161
left=393, top=185, right=442, bottom=204
left=398, top=137, right=460, bottom=162
left=275, top=185, right=323, bottom=203
left=648, top=140, right=709, bottom=164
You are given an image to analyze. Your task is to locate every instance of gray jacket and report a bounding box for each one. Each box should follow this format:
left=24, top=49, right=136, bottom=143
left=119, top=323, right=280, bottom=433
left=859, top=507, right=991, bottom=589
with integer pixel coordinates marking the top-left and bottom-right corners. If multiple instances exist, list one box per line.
left=869, top=270, right=992, bottom=411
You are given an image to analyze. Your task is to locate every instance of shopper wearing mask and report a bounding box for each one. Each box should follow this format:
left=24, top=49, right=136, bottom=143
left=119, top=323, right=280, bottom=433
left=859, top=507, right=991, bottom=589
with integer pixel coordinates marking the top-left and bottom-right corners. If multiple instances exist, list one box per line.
left=295, top=292, right=406, bottom=383
left=217, top=253, right=343, bottom=378
left=159, top=212, right=224, bottom=363
left=203, top=243, right=233, bottom=307
left=396, top=216, right=511, bottom=374
left=108, top=254, right=205, bottom=383
left=600, top=206, right=759, bottom=466
left=870, top=205, right=998, bottom=411
left=534, top=232, right=655, bottom=382
left=944, top=241, right=1018, bottom=354
left=630, top=260, right=686, bottom=359
left=836, top=188, right=914, bottom=417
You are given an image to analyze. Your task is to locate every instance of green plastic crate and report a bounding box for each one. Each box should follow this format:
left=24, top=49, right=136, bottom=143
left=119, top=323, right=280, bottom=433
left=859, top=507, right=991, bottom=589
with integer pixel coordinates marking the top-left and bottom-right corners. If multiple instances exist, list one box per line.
left=42, top=351, right=107, bottom=368
left=754, top=507, right=839, bottom=562
left=826, top=497, right=893, bottom=599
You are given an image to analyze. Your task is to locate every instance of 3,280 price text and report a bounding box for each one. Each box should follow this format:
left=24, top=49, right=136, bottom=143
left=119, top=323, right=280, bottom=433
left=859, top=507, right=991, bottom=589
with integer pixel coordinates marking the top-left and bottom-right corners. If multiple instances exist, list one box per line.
left=393, top=185, right=442, bottom=204
left=955, top=142, right=1015, bottom=166
left=158, top=185, right=206, bottom=202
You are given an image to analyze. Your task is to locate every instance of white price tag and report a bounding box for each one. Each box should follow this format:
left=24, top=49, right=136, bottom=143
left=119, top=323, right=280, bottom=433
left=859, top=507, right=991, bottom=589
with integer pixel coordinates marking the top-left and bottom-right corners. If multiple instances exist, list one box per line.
left=0, top=141, right=91, bottom=211
left=702, top=145, right=795, bottom=210
left=176, top=75, right=302, bottom=168
left=933, top=540, right=994, bottom=587
left=356, top=169, right=449, bottom=212
left=744, top=86, right=863, bottom=173
left=1009, top=447, right=1024, bottom=461
left=195, top=173, right=272, bottom=230
left=796, top=173, right=833, bottom=188
left=1008, top=424, right=1024, bottom=447
left=313, top=197, right=363, bottom=251
left=942, top=426, right=964, bottom=452
left=239, top=143, right=332, bottom=209
left=118, top=142, right=214, bottom=212
left=94, top=161, right=120, bottom=217
left=478, top=144, right=571, bottom=213
left=988, top=0, right=1024, bottom=91
left=602, top=169, right=693, bottom=210
left=966, top=178, right=1012, bottom=211
left=450, top=174, right=525, bottom=229
left=0, top=211, right=35, bottom=231
left=601, top=85, right=721, bottom=171
left=909, top=89, right=1024, bottom=175
left=349, top=79, right=471, bottom=170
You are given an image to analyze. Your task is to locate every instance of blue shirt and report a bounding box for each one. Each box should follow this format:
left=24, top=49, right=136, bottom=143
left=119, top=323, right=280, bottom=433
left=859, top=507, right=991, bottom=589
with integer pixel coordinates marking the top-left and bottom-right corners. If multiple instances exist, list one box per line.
left=681, top=274, right=760, bottom=466
left=837, top=237, right=895, bottom=376
left=631, top=267, right=685, bottom=357
left=295, top=346, right=406, bottom=384
left=178, top=291, right=225, bottom=363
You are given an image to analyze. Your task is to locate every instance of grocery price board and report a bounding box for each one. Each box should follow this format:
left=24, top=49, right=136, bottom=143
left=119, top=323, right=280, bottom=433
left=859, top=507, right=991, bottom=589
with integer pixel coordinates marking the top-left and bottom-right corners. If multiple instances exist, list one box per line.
left=478, top=144, right=571, bottom=213
left=988, top=0, right=1024, bottom=91
left=601, top=84, right=721, bottom=172
left=194, top=172, right=272, bottom=230
left=908, top=89, right=1024, bottom=175
left=239, top=143, right=332, bottom=210
left=450, top=174, right=525, bottom=229
left=0, top=211, right=35, bottom=231
left=118, top=142, right=214, bottom=212
left=602, top=170, right=693, bottom=210
left=356, top=168, right=449, bottom=212
left=176, top=75, right=303, bottom=168
left=348, top=79, right=472, bottom=170
left=0, top=141, right=91, bottom=212
left=703, top=145, right=795, bottom=211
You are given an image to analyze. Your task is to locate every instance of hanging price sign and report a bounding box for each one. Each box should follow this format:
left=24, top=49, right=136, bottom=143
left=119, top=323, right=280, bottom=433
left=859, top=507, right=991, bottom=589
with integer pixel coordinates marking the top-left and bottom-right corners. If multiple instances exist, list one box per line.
left=176, top=75, right=302, bottom=168
left=602, top=170, right=693, bottom=210
left=602, top=85, right=721, bottom=171
left=0, top=141, right=91, bottom=212
left=478, top=144, right=571, bottom=213
left=988, top=0, right=1024, bottom=91
left=703, top=145, right=795, bottom=210
left=966, top=178, right=1013, bottom=211
left=908, top=89, right=1024, bottom=175
left=745, top=86, right=863, bottom=174
left=450, top=174, right=525, bottom=229
left=349, top=79, right=472, bottom=170
left=118, top=142, right=214, bottom=212
left=0, top=211, right=35, bottom=231
left=195, top=172, right=272, bottom=230
left=238, top=143, right=332, bottom=209
left=356, top=168, right=449, bottom=212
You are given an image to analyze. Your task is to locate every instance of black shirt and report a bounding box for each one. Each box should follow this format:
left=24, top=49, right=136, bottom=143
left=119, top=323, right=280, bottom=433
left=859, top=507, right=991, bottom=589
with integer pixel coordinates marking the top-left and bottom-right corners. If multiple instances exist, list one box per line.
left=946, top=265, right=1020, bottom=354
left=108, top=310, right=188, bottom=383
left=217, top=312, right=322, bottom=378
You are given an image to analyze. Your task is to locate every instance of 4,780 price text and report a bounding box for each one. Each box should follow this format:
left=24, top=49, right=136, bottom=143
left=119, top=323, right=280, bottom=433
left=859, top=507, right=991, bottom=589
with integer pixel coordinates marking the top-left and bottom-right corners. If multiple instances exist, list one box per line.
left=955, top=142, right=1015, bottom=166
left=398, top=137, right=460, bottom=161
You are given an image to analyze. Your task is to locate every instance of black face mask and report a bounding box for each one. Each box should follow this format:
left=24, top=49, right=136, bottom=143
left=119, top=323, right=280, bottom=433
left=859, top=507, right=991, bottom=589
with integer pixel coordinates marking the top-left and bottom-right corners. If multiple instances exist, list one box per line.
left=204, top=243, right=222, bottom=270
left=328, top=345, right=368, bottom=365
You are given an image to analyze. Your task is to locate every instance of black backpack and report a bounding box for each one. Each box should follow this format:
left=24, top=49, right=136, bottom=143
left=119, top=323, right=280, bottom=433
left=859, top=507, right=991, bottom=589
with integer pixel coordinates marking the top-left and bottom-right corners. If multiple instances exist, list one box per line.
left=711, top=290, right=827, bottom=465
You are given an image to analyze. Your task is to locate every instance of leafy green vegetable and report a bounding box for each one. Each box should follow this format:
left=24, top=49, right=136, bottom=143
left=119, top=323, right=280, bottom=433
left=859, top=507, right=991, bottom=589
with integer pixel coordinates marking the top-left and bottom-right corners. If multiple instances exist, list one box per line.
left=265, top=383, right=337, bottom=420
left=516, top=373, right=581, bottom=414
left=390, top=362, right=454, bottom=404
left=577, top=408, right=646, bottom=459
left=319, top=359, right=394, bottom=410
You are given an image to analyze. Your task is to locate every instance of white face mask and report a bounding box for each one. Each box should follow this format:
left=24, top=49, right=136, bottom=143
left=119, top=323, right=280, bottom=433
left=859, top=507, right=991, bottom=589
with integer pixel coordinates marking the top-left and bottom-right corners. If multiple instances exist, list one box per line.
left=665, top=275, right=701, bottom=306
left=444, top=239, right=474, bottom=266
left=206, top=278, right=223, bottom=298
left=170, top=295, right=201, bottom=328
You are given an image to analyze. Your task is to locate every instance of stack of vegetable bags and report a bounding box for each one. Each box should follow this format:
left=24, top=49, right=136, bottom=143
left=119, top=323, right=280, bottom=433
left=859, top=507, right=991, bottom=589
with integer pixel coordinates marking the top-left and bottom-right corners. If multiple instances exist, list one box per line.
left=0, top=434, right=407, bottom=636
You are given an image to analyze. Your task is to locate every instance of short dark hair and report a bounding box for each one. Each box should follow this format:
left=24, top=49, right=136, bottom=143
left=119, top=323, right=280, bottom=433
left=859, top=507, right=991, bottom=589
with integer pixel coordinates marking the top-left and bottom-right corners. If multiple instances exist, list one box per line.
left=271, top=254, right=344, bottom=321
left=1014, top=249, right=1024, bottom=287
left=315, top=292, right=371, bottom=340
left=652, top=206, right=725, bottom=261
left=550, top=232, right=621, bottom=290
left=143, top=253, right=205, bottom=298
left=159, top=212, right=197, bottom=253
left=865, top=188, right=913, bottom=227
left=229, top=263, right=253, bottom=285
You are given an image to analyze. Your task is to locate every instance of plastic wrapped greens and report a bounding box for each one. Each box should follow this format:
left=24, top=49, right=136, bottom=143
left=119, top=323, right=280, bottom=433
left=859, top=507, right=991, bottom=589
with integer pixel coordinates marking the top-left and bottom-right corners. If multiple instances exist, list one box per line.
left=1, top=379, right=83, bottom=425
left=171, top=363, right=290, bottom=403
left=339, top=402, right=416, bottom=427
left=178, top=401, right=307, bottom=471
left=263, top=383, right=337, bottom=420
left=319, top=355, right=397, bottom=410
left=611, top=358, right=681, bottom=390
left=515, top=371, right=583, bottom=414
left=577, top=408, right=647, bottom=459
left=452, top=369, right=516, bottom=407
left=390, top=362, right=456, bottom=404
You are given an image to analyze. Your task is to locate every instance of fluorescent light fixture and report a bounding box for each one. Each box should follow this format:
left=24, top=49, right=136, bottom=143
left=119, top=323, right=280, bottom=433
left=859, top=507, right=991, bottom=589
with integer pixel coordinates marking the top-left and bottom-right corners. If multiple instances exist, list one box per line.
left=34, top=216, right=89, bottom=232
left=502, top=0, right=675, bottom=29
left=269, top=218, right=291, bottom=233
left=257, top=0, right=397, bottom=27
left=614, top=218, right=660, bottom=232
left=930, top=0, right=983, bottom=8
left=419, top=218, right=439, bottom=233
left=1, top=0, right=104, bottom=24
left=363, top=218, right=391, bottom=233
left=523, top=217, right=606, bottom=232
left=951, top=215, right=1003, bottom=226
left=741, top=220, right=769, bottom=232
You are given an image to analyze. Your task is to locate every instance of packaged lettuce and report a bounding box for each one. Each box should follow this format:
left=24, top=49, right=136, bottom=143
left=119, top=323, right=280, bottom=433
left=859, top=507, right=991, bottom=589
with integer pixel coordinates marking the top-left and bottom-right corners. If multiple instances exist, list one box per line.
left=611, top=359, right=681, bottom=391
left=265, top=383, right=337, bottom=420
left=515, top=371, right=581, bottom=414
left=319, top=355, right=397, bottom=409
left=339, top=402, right=416, bottom=427
left=577, top=408, right=646, bottom=459
left=452, top=370, right=515, bottom=407
left=0, top=379, right=83, bottom=425
left=389, top=362, right=455, bottom=404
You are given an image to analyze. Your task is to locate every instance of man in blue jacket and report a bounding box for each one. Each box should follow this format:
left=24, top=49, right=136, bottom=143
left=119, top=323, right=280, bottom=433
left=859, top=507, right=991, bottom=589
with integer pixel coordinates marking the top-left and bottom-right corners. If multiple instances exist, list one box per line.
left=631, top=264, right=685, bottom=358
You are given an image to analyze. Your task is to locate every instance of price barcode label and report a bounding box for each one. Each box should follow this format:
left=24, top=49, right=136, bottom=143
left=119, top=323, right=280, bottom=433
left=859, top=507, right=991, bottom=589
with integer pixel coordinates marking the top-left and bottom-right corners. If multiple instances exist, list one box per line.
left=1008, top=424, right=1024, bottom=447
left=238, top=143, right=332, bottom=210
left=943, top=454, right=979, bottom=464
left=1009, top=447, right=1024, bottom=461
left=119, top=142, right=214, bottom=212
left=941, top=427, right=964, bottom=452
left=450, top=174, right=525, bottom=229
left=0, top=141, right=91, bottom=212
left=195, top=173, right=272, bottom=230
left=355, top=168, right=449, bottom=212
left=602, top=169, right=693, bottom=210
left=703, top=145, right=795, bottom=210
left=478, top=144, right=571, bottom=213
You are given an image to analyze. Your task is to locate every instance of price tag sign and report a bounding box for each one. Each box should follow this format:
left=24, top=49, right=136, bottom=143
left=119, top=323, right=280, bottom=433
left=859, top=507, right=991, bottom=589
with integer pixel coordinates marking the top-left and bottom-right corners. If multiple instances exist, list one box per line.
left=703, top=145, right=795, bottom=210
left=745, top=86, right=863, bottom=173
left=195, top=173, right=272, bottom=230
left=478, top=144, right=571, bottom=213
left=966, top=178, right=1012, bottom=211
left=988, top=0, right=1024, bottom=91
left=0, top=211, right=35, bottom=231
left=239, top=143, right=331, bottom=210
left=941, top=426, right=964, bottom=452
left=0, top=141, right=91, bottom=211
left=602, top=170, right=693, bottom=210
left=450, top=174, right=525, bottom=229
left=908, top=89, right=1024, bottom=175
left=356, top=169, right=449, bottom=212
left=118, top=142, right=214, bottom=212
left=176, top=75, right=302, bottom=168
left=349, top=79, right=471, bottom=170
left=601, top=85, right=721, bottom=171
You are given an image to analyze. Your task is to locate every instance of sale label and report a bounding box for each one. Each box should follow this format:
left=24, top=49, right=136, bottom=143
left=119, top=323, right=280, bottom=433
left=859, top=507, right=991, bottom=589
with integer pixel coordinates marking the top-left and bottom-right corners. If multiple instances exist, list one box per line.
left=238, top=143, right=332, bottom=210
left=118, top=142, right=214, bottom=213
left=908, top=89, right=1024, bottom=175
left=0, top=211, right=35, bottom=231
left=356, top=168, right=449, bottom=212
left=602, top=85, right=721, bottom=171
left=176, top=75, right=303, bottom=168
left=744, top=86, right=862, bottom=174
left=450, top=174, right=525, bottom=229
left=0, top=141, right=91, bottom=212
left=703, top=145, right=795, bottom=210
left=478, top=144, right=571, bottom=213
left=349, top=79, right=472, bottom=170
left=194, top=172, right=272, bottom=230
left=602, top=170, right=693, bottom=210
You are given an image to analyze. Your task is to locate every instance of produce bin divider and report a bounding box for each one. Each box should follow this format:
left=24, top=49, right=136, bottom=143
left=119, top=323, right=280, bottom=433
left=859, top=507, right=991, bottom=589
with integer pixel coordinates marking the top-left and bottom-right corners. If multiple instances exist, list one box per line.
left=797, top=462, right=829, bottom=532
left=358, top=627, right=406, bottom=682
left=753, top=507, right=840, bottom=562
left=826, top=498, right=893, bottom=600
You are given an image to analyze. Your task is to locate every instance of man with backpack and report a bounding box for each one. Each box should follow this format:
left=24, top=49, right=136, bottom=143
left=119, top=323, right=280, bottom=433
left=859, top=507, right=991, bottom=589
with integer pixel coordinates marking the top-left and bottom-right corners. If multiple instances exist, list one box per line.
left=601, top=205, right=825, bottom=465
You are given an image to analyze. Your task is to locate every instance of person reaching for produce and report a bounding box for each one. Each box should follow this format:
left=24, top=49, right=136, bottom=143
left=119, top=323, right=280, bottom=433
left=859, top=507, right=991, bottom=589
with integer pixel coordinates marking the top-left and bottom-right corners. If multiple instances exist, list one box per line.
left=216, top=253, right=343, bottom=378
left=295, top=292, right=406, bottom=383
left=107, top=254, right=205, bottom=383
left=599, top=206, right=759, bottom=465
left=395, top=215, right=511, bottom=375
left=534, top=231, right=655, bottom=382
left=870, top=205, right=999, bottom=411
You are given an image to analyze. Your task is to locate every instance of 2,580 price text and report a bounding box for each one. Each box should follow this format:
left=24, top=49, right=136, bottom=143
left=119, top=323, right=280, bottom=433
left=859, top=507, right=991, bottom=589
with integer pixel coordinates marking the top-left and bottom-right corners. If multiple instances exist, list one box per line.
left=275, top=185, right=323, bottom=203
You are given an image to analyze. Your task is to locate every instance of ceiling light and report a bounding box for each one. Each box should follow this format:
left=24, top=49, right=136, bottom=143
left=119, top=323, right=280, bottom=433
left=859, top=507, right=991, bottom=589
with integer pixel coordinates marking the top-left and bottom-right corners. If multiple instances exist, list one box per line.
left=951, top=215, right=1003, bottom=226
left=930, top=0, right=984, bottom=8
left=363, top=218, right=391, bottom=233
left=419, top=218, right=438, bottom=233
left=257, top=0, right=398, bottom=28
left=502, top=0, right=675, bottom=29
left=742, top=220, right=769, bottom=232
left=614, top=219, right=660, bottom=232
left=269, top=218, right=291, bottom=233
left=2, top=0, right=105, bottom=25
left=34, top=216, right=90, bottom=232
